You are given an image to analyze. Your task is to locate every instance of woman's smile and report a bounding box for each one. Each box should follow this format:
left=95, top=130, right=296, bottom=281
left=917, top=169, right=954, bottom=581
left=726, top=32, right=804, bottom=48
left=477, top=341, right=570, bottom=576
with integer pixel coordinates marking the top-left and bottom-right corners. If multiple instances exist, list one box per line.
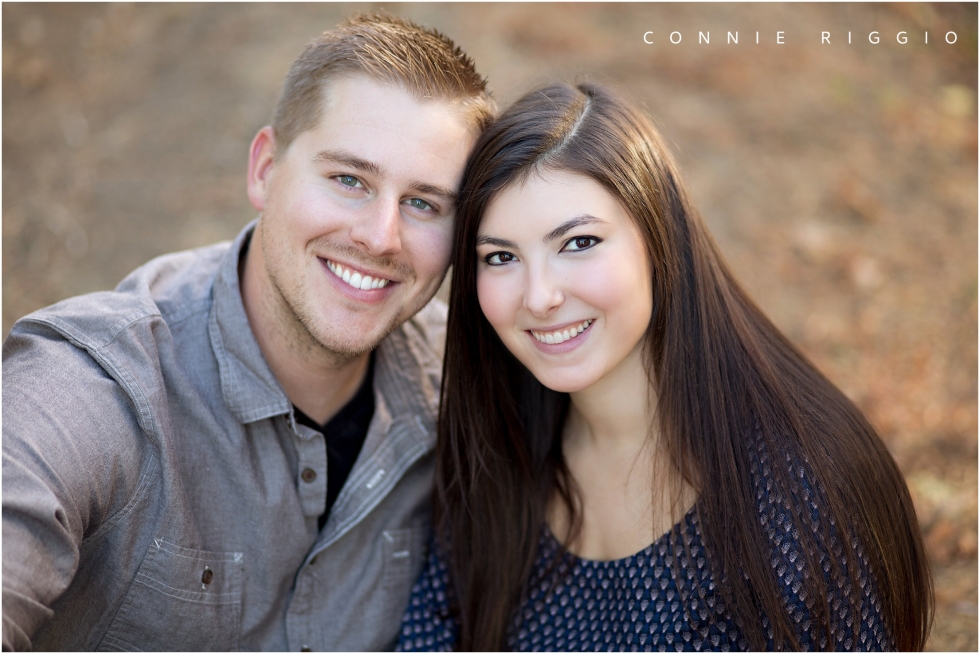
left=529, top=318, right=594, bottom=345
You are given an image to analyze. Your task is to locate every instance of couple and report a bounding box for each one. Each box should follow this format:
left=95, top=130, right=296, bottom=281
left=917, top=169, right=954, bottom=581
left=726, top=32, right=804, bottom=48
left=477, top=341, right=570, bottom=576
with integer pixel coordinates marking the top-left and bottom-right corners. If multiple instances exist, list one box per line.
left=2, top=13, right=930, bottom=652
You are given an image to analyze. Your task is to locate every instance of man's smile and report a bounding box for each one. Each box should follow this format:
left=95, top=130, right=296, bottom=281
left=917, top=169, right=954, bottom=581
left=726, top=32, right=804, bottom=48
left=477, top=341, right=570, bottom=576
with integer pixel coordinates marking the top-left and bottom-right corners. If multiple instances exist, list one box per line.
left=324, top=258, right=393, bottom=290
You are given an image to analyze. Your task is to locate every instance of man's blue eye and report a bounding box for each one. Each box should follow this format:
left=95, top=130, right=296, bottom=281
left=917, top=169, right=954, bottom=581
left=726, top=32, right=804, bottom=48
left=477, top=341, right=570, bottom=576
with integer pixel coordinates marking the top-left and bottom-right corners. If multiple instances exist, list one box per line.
left=338, top=175, right=360, bottom=187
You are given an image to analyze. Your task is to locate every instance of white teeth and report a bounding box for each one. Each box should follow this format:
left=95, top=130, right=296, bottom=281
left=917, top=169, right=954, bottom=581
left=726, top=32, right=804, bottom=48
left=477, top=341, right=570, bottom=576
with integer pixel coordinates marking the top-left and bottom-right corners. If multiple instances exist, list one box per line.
left=531, top=319, right=594, bottom=344
left=326, top=260, right=390, bottom=291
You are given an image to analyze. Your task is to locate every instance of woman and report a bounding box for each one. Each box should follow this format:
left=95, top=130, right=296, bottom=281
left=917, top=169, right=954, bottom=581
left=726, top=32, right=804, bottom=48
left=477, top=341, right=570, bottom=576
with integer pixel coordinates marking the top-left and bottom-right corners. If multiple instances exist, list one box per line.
left=398, top=83, right=932, bottom=651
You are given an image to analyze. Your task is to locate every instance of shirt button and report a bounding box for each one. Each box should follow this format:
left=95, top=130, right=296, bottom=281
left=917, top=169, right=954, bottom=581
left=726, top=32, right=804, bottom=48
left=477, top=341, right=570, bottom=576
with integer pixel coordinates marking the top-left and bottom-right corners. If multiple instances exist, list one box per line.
left=301, top=468, right=317, bottom=483
left=201, top=568, right=214, bottom=584
left=301, top=647, right=312, bottom=652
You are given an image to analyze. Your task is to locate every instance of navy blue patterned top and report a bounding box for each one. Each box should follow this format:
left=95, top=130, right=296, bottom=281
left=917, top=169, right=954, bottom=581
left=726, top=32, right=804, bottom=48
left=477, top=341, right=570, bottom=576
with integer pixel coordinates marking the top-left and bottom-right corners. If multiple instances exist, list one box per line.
left=398, top=449, right=893, bottom=651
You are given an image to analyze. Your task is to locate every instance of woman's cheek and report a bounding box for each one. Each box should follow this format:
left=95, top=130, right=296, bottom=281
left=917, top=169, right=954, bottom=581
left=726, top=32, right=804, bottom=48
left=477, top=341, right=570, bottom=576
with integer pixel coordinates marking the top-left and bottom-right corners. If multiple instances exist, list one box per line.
left=572, top=262, right=620, bottom=311
left=589, top=247, right=650, bottom=311
left=477, top=272, right=514, bottom=334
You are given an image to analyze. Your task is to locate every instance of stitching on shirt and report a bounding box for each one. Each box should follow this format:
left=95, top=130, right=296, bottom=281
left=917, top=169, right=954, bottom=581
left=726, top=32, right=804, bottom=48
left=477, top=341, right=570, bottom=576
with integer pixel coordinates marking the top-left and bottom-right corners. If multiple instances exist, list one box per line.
left=375, top=324, right=439, bottom=427
left=95, top=340, right=160, bottom=441
left=30, top=307, right=153, bottom=353
left=147, top=539, right=245, bottom=562
left=133, top=572, right=242, bottom=603
left=208, top=306, right=290, bottom=424
left=155, top=297, right=212, bottom=330
left=318, top=423, right=427, bottom=550
left=29, top=313, right=162, bottom=439
left=329, top=418, right=405, bottom=510
left=86, top=450, right=160, bottom=542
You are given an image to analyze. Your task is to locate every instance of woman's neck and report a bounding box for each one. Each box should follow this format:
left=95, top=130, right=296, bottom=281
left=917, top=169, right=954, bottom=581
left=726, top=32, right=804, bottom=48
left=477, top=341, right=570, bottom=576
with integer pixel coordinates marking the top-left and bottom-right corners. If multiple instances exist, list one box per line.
left=564, top=341, right=656, bottom=453
left=552, top=343, right=696, bottom=561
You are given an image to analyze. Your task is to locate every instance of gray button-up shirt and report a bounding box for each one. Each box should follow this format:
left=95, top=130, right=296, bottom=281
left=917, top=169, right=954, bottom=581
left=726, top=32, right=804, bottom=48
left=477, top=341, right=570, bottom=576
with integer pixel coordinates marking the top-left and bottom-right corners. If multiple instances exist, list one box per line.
left=2, top=223, right=444, bottom=651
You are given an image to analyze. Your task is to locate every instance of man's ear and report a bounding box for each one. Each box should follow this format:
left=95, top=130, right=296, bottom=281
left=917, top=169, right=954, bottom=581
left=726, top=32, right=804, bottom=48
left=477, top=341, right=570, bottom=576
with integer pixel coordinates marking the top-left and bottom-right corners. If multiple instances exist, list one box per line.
left=247, top=126, right=277, bottom=212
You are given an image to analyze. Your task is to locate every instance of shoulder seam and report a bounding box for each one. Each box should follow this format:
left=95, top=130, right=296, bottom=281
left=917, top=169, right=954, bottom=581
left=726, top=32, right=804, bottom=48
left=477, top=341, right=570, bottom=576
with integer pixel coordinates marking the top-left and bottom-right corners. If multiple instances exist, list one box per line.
left=24, top=312, right=163, bottom=444
left=85, top=449, right=161, bottom=542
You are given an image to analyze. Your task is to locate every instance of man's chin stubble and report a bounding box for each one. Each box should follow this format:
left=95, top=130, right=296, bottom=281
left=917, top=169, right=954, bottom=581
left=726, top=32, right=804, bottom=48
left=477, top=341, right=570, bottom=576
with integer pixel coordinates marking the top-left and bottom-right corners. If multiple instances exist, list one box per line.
left=278, top=284, right=404, bottom=364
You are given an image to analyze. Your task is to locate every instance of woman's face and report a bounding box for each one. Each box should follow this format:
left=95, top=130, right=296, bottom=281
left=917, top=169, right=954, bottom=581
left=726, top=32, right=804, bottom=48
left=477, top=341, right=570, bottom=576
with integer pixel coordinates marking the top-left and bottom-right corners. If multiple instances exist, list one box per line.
left=476, top=169, right=653, bottom=394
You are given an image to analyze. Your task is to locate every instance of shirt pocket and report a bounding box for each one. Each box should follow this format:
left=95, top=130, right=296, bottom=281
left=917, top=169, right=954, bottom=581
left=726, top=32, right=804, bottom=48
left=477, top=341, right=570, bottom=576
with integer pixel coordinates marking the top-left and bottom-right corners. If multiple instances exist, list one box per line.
left=382, top=525, right=429, bottom=619
left=97, top=539, right=244, bottom=651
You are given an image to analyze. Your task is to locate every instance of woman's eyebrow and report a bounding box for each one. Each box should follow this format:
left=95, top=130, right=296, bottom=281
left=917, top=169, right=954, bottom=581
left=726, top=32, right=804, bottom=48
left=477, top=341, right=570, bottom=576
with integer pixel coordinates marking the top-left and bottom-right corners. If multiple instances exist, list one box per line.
left=477, top=215, right=605, bottom=248
left=475, top=235, right=517, bottom=248
left=544, top=215, right=604, bottom=242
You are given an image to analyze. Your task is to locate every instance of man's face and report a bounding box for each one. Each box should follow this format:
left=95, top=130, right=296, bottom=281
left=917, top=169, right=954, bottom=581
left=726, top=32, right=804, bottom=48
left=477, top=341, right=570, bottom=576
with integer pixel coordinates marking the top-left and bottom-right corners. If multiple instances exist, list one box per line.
left=246, top=76, right=477, bottom=358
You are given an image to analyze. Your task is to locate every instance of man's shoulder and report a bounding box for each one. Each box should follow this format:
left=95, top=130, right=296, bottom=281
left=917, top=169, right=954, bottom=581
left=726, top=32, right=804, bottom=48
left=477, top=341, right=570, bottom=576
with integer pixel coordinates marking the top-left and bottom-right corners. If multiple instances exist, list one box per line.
left=373, top=297, right=447, bottom=423
left=3, top=239, right=236, bottom=433
left=398, top=297, right=448, bottom=361
left=9, top=240, right=232, bottom=353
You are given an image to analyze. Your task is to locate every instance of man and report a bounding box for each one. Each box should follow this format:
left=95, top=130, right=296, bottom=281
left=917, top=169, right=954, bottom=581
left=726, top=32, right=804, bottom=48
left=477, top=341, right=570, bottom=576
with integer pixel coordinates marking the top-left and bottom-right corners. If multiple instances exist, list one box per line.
left=2, top=13, right=493, bottom=651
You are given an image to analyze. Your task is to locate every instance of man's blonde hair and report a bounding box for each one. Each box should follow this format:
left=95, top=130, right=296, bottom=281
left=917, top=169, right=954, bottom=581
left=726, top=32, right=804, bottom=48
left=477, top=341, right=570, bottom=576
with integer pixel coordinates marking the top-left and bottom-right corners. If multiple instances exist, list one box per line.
left=272, top=12, right=495, bottom=156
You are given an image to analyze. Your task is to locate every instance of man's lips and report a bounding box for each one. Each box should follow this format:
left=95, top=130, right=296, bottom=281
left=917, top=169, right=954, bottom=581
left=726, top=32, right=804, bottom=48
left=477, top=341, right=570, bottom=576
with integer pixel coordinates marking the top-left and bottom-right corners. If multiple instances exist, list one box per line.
left=323, top=258, right=394, bottom=291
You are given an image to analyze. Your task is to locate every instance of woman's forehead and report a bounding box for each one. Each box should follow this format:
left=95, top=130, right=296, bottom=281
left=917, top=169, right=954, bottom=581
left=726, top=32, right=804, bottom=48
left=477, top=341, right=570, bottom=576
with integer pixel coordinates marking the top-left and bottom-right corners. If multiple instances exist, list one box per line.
left=479, top=170, right=618, bottom=233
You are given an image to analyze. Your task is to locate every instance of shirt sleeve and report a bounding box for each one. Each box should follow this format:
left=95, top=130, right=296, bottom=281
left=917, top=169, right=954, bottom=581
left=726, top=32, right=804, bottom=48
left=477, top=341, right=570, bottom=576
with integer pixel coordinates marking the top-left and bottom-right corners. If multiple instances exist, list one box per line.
left=755, top=450, right=895, bottom=651
left=2, top=322, right=148, bottom=651
left=395, top=534, right=459, bottom=652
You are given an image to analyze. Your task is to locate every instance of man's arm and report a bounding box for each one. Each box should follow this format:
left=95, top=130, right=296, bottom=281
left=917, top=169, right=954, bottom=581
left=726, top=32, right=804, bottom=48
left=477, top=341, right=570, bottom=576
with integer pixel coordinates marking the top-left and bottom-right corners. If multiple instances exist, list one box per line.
left=2, top=321, right=148, bottom=651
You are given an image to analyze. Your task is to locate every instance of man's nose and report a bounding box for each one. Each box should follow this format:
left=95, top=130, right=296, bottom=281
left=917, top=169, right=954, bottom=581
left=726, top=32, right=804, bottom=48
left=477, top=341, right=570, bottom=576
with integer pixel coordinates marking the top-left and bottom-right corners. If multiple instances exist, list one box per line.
left=523, top=263, right=564, bottom=317
left=350, top=197, right=402, bottom=257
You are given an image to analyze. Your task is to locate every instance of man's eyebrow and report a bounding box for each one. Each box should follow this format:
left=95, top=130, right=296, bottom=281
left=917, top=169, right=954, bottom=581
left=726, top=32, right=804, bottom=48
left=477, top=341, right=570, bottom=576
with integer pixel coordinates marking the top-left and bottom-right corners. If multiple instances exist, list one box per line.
left=545, top=215, right=604, bottom=242
left=409, top=182, right=457, bottom=205
left=312, top=149, right=383, bottom=176
left=476, top=235, right=517, bottom=248
left=313, top=150, right=457, bottom=205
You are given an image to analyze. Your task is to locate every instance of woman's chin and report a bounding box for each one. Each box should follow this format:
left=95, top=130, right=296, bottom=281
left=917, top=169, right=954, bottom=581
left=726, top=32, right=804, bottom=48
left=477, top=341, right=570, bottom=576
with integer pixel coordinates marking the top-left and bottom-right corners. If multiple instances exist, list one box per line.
left=529, top=369, right=595, bottom=395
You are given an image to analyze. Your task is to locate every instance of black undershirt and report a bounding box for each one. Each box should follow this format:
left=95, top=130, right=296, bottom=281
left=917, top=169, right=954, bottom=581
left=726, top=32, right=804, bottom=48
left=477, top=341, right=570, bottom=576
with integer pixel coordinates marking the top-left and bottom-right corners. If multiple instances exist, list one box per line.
left=293, top=355, right=375, bottom=531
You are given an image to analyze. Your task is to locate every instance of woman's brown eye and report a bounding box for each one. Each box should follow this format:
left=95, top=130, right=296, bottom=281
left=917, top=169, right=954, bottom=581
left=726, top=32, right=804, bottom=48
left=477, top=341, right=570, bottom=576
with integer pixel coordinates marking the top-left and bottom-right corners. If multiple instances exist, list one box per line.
left=565, top=236, right=600, bottom=252
left=485, top=251, right=515, bottom=265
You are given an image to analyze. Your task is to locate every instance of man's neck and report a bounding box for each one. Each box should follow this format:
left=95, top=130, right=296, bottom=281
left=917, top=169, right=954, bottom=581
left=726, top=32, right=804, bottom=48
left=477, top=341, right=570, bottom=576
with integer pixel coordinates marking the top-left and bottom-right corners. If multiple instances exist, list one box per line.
left=239, top=229, right=373, bottom=425
left=282, top=351, right=370, bottom=426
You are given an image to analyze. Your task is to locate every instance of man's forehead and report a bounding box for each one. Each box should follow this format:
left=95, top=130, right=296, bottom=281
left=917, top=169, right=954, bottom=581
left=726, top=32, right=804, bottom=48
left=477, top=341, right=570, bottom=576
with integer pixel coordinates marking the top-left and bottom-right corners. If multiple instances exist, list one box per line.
left=292, top=76, right=476, bottom=190
left=313, top=74, right=479, bottom=140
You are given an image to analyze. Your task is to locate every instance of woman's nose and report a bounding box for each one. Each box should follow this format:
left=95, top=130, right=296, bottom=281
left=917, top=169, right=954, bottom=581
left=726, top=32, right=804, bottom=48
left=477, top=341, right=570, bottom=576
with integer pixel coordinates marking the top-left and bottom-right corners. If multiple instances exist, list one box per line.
left=522, top=264, right=564, bottom=317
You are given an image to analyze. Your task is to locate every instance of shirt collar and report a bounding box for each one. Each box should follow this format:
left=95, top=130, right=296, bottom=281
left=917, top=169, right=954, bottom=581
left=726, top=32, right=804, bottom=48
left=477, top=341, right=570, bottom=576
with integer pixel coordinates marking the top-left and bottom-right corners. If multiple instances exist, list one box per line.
left=209, top=221, right=292, bottom=423
left=372, top=323, right=439, bottom=450
left=208, top=220, right=439, bottom=446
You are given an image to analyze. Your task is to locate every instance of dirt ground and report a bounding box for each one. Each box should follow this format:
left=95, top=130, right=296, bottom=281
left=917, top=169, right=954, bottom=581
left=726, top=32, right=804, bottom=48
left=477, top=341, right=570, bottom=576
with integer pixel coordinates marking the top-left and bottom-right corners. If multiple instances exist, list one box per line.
left=3, top=3, right=977, bottom=650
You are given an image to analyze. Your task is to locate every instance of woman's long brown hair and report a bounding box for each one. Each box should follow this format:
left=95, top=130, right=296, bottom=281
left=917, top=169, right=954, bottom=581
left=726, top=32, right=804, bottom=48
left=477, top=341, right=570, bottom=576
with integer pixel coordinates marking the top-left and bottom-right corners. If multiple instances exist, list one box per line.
left=436, top=82, right=932, bottom=650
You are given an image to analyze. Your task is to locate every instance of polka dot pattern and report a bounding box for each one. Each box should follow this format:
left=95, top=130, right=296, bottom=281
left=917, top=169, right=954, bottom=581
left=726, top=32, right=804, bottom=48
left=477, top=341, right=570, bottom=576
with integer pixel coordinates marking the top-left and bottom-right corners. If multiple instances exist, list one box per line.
left=398, top=450, right=892, bottom=652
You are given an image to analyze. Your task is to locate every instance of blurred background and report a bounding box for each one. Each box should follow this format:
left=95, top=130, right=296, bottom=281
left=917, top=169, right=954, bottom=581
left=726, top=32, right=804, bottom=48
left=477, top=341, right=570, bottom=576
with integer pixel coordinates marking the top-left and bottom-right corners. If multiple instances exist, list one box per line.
left=3, top=3, right=976, bottom=649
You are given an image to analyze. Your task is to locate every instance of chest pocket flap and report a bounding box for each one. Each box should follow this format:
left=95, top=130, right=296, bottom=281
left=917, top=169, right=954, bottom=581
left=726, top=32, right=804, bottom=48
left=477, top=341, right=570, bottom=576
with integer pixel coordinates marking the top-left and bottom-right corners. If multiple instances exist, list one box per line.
left=98, top=539, right=244, bottom=651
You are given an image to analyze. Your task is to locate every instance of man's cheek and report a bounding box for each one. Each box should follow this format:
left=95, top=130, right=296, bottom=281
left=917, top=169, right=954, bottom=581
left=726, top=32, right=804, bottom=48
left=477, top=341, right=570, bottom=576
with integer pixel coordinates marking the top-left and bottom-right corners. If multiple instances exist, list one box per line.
left=418, top=225, right=454, bottom=278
